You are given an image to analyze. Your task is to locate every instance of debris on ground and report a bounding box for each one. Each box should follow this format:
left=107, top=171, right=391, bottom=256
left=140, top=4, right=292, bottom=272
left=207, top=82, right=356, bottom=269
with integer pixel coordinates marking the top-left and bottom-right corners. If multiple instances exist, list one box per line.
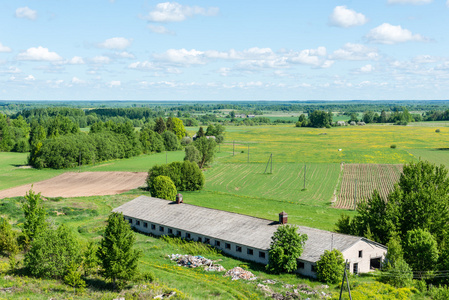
left=262, top=279, right=277, bottom=284
left=153, top=291, right=176, bottom=299
left=257, top=283, right=273, bottom=294
left=283, top=284, right=295, bottom=289
left=224, top=267, right=257, bottom=280
left=168, top=254, right=225, bottom=271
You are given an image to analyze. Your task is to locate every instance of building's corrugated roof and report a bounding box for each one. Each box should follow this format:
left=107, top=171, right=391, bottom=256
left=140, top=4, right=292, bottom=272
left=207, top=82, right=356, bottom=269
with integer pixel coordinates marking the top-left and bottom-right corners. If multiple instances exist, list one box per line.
left=113, top=196, right=385, bottom=262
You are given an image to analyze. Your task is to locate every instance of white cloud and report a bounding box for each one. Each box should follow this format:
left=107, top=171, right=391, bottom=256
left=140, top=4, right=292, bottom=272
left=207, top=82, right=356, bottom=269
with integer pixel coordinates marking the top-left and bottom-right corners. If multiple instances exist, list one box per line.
left=116, top=51, right=135, bottom=59
left=0, top=43, right=12, bottom=53
left=146, top=2, right=219, bottom=22
left=218, top=67, right=231, bottom=76
left=15, top=7, right=37, bottom=20
left=25, top=75, right=35, bottom=81
left=148, top=25, right=175, bottom=35
left=128, top=61, right=158, bottom=70
left=388, top=0, right=432, bottom=4
left=91, top=56, right=111, bottom=64
left=108, top=80, right=121, bottom=87
left=287, top=47, right=329, bottom=67
left=17, top=46, right=63, bottom=61
left=330, top=43, right=379, bottom=60
left=154, top=48, right=207, bottom=65
left=447, top=0, right=449, bottom=7
left=68, top=56, right=85, bottom=64
left=329, top=6, right=368, bottom=28
left=98, top=37, right=132, bottom=50
left=366, top=23, right=428, bottom=44
left=71, top=77, right=85, bottom=84
left=360, top=64, right=374, bottom=72
left=2, top=67, right=21, bottom=74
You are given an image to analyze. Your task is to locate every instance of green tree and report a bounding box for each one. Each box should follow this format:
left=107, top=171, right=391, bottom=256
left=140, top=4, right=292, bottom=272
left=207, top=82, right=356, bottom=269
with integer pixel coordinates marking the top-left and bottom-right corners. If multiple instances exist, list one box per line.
left=25, top=224, right=81, bottom=279
left=316, top=249, right=345, bottom=283
left=162, top=131, right=180, bottom=151
left=171, top=117, right=186, bottom=140
left=309, top=110, right=332, bottom=128
left=82, top=241, right=99, bottom=276
left=266, top=225, right=308, bottom=273
left=166, top=116, right=174, bottom=132
left=0, top=217, right=18, bottom=256
left=97, top=212, right=141, bottom=288
left=184, top=144, right=201, bottom=165
left=64, top=262, right=86, bottom=293
left=152, top=175, right=177, bottom=201
left=194, top=136, right=216, bottom=168
left=197, top=126, right=205, bottom=138
left=381, top=233, right=413, bottom=288
left=403, top=228, right=439, bottom=273
left=154, top=117, right=166, bottom=134
left=22, top=189, right=47, bottom=243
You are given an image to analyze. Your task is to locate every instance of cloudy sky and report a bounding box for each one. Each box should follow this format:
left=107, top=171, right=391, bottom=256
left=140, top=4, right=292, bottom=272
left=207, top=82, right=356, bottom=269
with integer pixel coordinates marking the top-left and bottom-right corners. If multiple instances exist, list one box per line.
left=1, top=0, right=449, bottom=101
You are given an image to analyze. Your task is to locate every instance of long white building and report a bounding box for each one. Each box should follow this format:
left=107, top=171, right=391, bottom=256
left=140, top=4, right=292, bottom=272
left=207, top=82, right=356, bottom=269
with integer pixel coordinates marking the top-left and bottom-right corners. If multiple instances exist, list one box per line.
left=113, top=195, right=387, bottom=277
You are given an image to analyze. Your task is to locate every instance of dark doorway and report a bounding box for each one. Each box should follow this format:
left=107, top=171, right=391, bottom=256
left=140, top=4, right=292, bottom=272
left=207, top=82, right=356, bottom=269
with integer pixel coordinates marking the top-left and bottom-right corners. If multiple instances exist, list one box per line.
left=370, top=257, right=382, bottom=270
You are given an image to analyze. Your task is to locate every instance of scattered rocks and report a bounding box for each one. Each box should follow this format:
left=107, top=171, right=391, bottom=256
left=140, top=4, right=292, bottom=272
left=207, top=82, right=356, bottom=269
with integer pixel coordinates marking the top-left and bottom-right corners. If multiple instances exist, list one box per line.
left=224, top=267, right=256, bottom=280
left=153, top=291, right=176, bottom=299
left=283, top=284, right=295, bottom=289
left=263, top=279, right=277, bottom=284
left=168, top=254, right=225, bottom=271
left=257, top=283, right=273, bottom=294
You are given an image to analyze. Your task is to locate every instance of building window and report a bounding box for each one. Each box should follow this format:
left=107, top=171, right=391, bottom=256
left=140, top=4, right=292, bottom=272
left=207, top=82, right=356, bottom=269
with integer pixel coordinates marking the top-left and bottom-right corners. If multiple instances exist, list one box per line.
left=143, top=222, right=148, bottom=228
left=247, top=248, right=254, bottom=255
left=358, top=250, right=363, bottom=258
left=225, top=243, right=231, bottom=249
left=311, top=264, right=316, bottom=272
left=259, top=252, right=266, bottom=259
left=186, top=233, right=191, bottom=239
left=215, top=240, right=221, bottom=247
left=353, top=263, right=358, bottom=274
left=297, top=261, right=305, bottom=269
left=236, top=246, right=242, bottom=252
left=198, top=237, right=202, bottom=243
left=128, top=218, right=133, bottom=224
left=205, top=238, right=210, bottom=244
left=136, top=220, right=140, bottom=226
left=159, top=226, right=164, bottom=232
left=151, top=224, right=156, bottom=230
left=176, top=231, right=181, bottom=237
left=168, top=228, right=173, bottom=234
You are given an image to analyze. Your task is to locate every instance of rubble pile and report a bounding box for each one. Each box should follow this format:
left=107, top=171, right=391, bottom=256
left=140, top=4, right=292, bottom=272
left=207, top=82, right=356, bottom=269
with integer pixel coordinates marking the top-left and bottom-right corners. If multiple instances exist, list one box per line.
left=224, top=267, right=257, bottom=280
left=168, top=254, right=225, bottom=271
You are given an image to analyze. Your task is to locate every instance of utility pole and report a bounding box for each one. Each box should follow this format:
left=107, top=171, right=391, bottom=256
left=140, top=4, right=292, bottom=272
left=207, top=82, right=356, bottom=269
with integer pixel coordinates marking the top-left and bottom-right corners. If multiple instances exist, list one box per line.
left=354, top=179, right=358, bottom=210
left=270, top=153, right=273, bottom=173
left=303, top=164, right=307, bottom=190
left=247, top=144, right=249, bottom=163
left=79, top=151, right=81, bottom=173
left=339, top=260, right=352, bottom=300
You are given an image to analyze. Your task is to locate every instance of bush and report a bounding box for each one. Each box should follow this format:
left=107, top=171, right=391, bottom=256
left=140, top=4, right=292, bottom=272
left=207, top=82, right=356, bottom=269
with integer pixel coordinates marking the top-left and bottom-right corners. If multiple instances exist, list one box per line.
left=147, top=161, right=204, bottom=194
left=316, top=249, right=345, bottom=283
left=390, top=144, right=397, bottom=149
left=436, top=129, right=441, bottom=133
left=162, top=131, right=180, bottom=151
left=152, top=176, right=177, bottom=201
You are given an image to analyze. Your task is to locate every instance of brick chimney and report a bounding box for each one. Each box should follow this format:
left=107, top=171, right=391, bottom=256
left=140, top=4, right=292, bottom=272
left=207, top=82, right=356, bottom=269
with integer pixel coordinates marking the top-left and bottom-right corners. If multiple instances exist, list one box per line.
left=176, top=193, right=183, bottom=204
left=279, top=211, right=288, bottom=224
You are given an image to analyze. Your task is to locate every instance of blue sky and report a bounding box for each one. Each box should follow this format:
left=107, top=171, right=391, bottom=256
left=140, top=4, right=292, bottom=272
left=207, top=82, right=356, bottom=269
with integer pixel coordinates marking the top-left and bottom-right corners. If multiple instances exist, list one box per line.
left=1, top=0, right=449, bottom=101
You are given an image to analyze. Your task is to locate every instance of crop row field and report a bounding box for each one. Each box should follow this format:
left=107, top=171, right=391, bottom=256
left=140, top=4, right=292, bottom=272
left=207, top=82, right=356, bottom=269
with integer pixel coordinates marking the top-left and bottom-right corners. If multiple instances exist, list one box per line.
left=335, top=164, right=403, bottom=209
left=204, top=163, right=340, bottom=207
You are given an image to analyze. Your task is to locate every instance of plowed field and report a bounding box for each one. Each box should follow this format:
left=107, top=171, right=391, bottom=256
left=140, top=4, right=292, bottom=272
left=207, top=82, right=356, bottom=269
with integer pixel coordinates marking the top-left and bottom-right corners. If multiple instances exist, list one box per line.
left=335, top=164, right=403, bottom=209
left=0, top=172, right=147, bottom=199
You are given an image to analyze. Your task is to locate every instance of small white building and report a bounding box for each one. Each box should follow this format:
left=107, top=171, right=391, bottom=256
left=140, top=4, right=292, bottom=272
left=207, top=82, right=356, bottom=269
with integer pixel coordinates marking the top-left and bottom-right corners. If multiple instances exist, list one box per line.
left=113, top=196, right=387, bottom=277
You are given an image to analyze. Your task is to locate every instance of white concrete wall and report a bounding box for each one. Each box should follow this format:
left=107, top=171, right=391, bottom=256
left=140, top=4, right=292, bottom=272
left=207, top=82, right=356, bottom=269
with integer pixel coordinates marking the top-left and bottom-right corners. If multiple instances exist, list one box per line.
left=125, top=216, right=269, bottom=265
left=342, top=240, right=387, bottom=274
left=295, top=259, right=316, bottom=278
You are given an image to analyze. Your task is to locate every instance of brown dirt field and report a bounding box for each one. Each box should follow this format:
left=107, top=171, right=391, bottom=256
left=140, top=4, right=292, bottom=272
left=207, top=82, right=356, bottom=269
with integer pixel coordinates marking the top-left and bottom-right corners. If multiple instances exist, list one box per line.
left=0, top=172, right=148, bottom=199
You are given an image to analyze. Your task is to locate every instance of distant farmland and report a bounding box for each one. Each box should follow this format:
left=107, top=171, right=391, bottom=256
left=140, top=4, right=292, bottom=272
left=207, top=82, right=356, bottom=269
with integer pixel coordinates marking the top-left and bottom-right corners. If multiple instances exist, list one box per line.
left=335, top=164, right=403, bottom=209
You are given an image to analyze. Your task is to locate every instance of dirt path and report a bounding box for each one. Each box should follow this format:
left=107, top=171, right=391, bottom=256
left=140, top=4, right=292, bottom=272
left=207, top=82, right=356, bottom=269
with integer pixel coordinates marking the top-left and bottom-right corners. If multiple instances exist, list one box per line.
left=0, top=172, right=148, bottom=199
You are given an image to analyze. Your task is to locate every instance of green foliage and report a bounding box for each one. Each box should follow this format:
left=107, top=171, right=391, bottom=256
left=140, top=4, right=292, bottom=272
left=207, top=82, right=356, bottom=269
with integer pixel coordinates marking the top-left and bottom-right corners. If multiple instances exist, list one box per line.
left=335, top=281, right=413, bottom=300
left=152, top=175, right=177, bottom=201
left=25, top=224, right=82, bottom=279
left=171, top=117, right=186, bottom=140
left=390, top=144, right=397, bottom=149
left=315, top=249, right=345, bottom=283
left=403, top=228, right=439, bottom=273
left=162, top=131, right=180, bottom=151
left=193, top=136, right=217, bottom=168
left=308, top=110, right=333, bottom=128
left=97, top=212, right=141, bottom=287
left=82, top=241, right=99, bottom=276
left=160, top=236, right=221, bottom=256
left=381, top=234, right=413, bottom=288
left=428, top=285, right=449, bottom=300
left=197, top=126, right=205, bottom=137
left=266, top=225, right=308, bottom=273
left=22, top=189, right=47, bottom=242
left=0, top=217, right=18, bottom=256
left=184, top=144, right=201, bottom=165
left=140, top=126, right=165, bottom=153
left=154, top=117, right=166, bottom=134
left=64, top=262, right=86, bottom=292
left=147, top=161, right=205, bottom=194
left=205, top=124, right=225, bottom=143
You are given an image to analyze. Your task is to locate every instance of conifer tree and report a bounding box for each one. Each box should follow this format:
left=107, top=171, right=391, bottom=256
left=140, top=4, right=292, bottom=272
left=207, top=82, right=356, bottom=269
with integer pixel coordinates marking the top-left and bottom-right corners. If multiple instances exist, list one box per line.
left=22, top=189, right=47, bottom=243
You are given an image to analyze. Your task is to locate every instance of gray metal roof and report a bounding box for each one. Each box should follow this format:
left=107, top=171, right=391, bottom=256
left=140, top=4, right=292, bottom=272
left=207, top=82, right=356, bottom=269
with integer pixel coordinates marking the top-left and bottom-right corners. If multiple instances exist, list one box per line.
left=113, top=196, right=386, bottom=262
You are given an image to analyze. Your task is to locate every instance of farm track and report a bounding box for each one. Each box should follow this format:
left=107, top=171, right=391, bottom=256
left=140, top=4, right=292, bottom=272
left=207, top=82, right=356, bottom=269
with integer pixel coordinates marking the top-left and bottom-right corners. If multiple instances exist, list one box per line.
left=335, top=164, right=403, bottom=209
